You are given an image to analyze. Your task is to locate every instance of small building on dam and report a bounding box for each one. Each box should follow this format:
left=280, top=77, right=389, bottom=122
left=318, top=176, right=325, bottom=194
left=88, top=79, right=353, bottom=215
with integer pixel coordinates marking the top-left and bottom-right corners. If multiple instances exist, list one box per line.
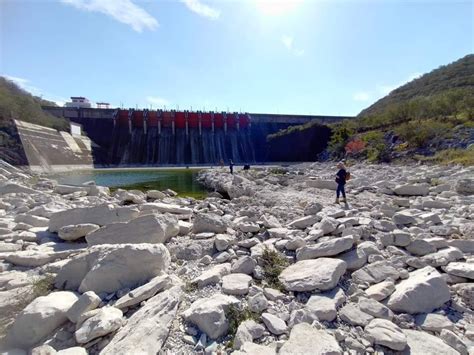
left=37, top=106, right=351, bottom=166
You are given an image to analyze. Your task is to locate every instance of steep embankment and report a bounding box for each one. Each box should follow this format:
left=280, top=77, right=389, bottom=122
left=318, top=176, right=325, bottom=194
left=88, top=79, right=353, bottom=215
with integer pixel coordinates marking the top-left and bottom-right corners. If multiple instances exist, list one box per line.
left=0, top=77, right=69, bottom=165
left=268, top=54, right=474, bottom=164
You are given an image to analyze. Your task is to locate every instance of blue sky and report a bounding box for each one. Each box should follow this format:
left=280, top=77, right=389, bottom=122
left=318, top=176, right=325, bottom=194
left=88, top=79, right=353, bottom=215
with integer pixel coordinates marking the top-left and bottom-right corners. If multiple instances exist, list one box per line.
left=1, top=0, right=473, bottom=116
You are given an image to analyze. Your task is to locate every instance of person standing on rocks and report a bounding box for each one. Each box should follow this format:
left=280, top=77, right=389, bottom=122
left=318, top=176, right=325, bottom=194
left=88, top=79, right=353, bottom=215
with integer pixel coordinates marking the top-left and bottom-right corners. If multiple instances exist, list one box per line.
left=335, top=161, right=348, bottom=204
left=229, top=159, right=234, bottom=174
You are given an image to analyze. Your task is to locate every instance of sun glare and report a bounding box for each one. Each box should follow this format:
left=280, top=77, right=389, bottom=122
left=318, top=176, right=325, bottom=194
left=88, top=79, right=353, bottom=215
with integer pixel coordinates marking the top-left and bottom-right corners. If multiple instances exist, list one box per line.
left=255, top=0, right=303, bottom=16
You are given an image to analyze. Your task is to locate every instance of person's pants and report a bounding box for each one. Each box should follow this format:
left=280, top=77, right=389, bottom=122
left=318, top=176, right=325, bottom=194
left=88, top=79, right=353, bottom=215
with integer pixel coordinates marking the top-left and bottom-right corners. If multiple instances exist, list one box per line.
left=336, top=183, right=346, bottom=199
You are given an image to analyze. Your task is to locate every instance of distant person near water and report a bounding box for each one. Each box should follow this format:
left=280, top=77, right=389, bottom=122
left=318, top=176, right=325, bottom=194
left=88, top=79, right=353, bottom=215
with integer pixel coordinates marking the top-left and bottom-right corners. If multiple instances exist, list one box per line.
left=229, top=160, right=234, bottom=174
left=335, top=162, right=350, bottom=204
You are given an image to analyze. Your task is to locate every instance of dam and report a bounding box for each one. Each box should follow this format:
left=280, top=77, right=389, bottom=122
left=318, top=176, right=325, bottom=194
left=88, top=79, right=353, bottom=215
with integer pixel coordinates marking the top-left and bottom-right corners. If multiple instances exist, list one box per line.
left=41, top=106, right=350, bottom=166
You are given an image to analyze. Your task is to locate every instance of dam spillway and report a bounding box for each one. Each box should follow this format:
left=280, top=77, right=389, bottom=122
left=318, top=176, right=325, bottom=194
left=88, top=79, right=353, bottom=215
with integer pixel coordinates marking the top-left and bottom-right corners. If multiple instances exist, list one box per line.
left=43, top=107, right=350, bottom=166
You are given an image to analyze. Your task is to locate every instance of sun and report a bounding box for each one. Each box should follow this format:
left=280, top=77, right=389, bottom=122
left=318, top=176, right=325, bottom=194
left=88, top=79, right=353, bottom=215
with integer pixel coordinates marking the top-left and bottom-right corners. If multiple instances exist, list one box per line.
left=254, top=0, right=303, bottom=16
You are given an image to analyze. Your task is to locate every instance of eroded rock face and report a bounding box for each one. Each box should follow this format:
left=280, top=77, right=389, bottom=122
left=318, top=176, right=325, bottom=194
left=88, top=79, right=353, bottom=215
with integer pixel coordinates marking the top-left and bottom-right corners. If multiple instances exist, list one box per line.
left=279, top=258, right=347, bottom=292
left=55, top=243, right=170, bottom=294
left=387, top=266, right=450, bottom=314
left=7, top=291, right=79, bottom=349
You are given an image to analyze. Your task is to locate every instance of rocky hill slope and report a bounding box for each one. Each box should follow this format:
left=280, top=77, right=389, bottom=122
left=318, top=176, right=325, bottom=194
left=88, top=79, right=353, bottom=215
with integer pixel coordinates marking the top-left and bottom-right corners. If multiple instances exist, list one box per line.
left=0, top=161, right=473, bottom=353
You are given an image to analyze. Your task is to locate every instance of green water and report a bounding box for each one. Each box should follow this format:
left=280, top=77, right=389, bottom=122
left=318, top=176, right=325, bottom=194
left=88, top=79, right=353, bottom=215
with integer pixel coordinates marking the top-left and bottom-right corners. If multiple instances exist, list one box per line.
left=50, top=168, right=208, bottom=199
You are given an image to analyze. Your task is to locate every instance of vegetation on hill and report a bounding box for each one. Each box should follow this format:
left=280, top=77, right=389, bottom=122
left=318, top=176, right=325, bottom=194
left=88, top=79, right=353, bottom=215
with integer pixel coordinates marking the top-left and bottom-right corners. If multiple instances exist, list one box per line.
left=0, top=77, right=70, bottom=165
left=359, top=54, right=474, bottom=116
left=0, top=76, right=69, bottom=131
left=268, top=54, right=474, bottom=165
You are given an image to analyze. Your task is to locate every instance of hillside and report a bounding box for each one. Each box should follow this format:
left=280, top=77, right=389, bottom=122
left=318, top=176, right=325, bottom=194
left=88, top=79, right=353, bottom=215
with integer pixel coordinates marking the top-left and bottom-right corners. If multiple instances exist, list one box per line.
left=0, top=77, right=68, bottom=130
left=267, top=54, right=474, bottom=165
left=0, top=77, right=69, bottom=165
left=359, top=54, right=474, bottom=117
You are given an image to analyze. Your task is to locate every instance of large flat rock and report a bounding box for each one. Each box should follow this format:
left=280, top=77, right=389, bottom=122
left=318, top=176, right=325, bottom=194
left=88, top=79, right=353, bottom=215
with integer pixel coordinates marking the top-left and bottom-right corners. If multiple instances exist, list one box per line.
left=279, top=258, right=346, bottom=292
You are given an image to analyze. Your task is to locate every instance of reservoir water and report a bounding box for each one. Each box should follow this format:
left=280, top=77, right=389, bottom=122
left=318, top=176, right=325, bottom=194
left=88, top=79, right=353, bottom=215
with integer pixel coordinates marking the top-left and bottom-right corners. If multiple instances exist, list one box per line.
left=50, top=168, right=208, bottom=198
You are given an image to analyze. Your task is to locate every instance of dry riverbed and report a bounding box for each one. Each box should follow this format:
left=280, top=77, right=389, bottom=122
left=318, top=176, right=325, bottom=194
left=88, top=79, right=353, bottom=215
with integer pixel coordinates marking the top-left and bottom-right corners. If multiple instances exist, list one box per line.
left=0, top=159, right=473, bottom=354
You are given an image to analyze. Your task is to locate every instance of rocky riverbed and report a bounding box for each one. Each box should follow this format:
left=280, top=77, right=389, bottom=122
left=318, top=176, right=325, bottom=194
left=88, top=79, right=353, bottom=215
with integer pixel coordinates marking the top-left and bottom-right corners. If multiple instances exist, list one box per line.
left=0, top=159, right=473, bottom=354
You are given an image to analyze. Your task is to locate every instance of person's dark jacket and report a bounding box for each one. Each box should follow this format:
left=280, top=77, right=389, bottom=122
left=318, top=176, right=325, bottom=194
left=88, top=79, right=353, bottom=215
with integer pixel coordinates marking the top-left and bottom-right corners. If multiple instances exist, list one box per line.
left=336, top=169, right=347, bottom=185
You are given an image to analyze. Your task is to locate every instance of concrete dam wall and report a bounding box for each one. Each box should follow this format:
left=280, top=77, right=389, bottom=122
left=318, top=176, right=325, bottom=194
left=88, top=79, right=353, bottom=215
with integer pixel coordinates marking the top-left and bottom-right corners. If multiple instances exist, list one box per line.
left=39, top=107, right=350, bottom=166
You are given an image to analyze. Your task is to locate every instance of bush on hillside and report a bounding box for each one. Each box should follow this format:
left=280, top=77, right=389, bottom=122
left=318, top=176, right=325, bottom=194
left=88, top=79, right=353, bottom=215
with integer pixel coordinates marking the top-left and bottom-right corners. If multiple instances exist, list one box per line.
left=395, top=119, right=453, bottom=148
left=0, top=77, right=69, bottom=131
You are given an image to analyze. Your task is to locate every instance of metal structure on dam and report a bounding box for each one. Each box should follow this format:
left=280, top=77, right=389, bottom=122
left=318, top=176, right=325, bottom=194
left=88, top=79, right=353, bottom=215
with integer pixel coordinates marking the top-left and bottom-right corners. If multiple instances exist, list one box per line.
left=44, top=106, right=351, bottom=165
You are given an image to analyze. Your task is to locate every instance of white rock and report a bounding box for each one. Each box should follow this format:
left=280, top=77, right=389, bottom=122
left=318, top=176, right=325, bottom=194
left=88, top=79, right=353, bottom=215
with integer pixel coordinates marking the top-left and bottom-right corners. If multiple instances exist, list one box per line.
left=67, top=291, right=101, bottom=323
left=306, top=287, right=345, bottom=321
left=231, top=256, right=256, bottom=275
left=296, top=236, right=353, bottom=260
left=146, top=190, right=166, bottom=199
left=140, top=202, right=192, bottom=215
left=306, top=178, right=337, bottom=190
left=58, top=224, right=100, bottom=241
left=415, top=313, right=454, bottom=332
left=55, top=243, right=170, bottom=294
left=114, top=274, right=174, bottom=309
left=234, top=342, right=276, bottom=355
left=86, top=213, right=179, bottom=246
left=193, top=263, right=231, bottom=288
left=393, top=184, right=429, bottom=196
left=261, top=214, right=281, bottom=228
left=455, top=178, right=474, bottom=195
left=318, top=217, right=339, bottom=235
left=7, top=291, right=79, bottom=349
left=279, top=258, right=346, bottom=292
left=261, top=313, right=287, bottom=335
left=339, top=303, right=373, bottom=326
left=288, top=215, right=319, bottom=229
left=54, top=185, right=88, bottom=195
left=178, top=220, right=192, bottom=235
left=439, top=329, right=468, bottom=355
left=365, top=280, right=396, bottom=301
left=14, top=214, right=49, bottom=228
left=75, top=307, right=123, bottom=344
left=233, top=320, right=265, bottom=350
left=352, top=260, right=400, bottom=285
left=193, top=212, right=227, bottom=233
left=101, top=286, right=182, bottom=354
left=279, top=323, right=342, bottom=355
left=442, top=262, right=474, bottom=280
left=248, top=292, right=268, bottom=313
left=0, top=183, right=37, bottom=195
left=365, top=319, right=407, bottom=351
left=402, top=329, right=460, bottom=355
left=57, top=347, right=87, bottom=355
left=215, top=234, right=233, bottom=251
left=182, top=294, right=239, bottom=339
left=49, top=205, right=139, bottom=232
left=222, top=273, right=252, bottom=295
left=358, top=297, right=393, bottom=320
left=406, top=239, right=437, bottom=256
left=387, top=266, right=450, bottom=314
left=392, top=211, right=417, bottom=225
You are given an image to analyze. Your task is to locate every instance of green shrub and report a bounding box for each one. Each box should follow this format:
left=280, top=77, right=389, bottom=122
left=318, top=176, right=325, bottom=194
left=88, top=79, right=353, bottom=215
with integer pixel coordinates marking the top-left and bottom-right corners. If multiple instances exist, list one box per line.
left=261, top=248, right=289, bottom=291
left=428, top=146, right=474, bottom=166
left=396, top=119, right=453, bottom=148
left=361, top=131, right=391, bottom=163
left=328, top=124, right=355, bottom=159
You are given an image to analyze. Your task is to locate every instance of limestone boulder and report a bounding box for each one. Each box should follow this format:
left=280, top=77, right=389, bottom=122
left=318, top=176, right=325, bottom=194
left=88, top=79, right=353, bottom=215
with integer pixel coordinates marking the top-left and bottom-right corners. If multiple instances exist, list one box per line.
left=58, top=224, right=100, bottom=241
left=182, top=294, right=239, bottom=339
left=279, top=323, right=342, bottom=355
left=387, top=266, right=450, bottom=314
left=222, top=273, right=252, bottom=295
left=455, top=178, right=474, bottom=195
left=365, top=319, right=407, bottom=351
left=402, top=329, right=460, bottom=355
left=288, top=215, right=319, bottom=229
left=305, top=287, right=345, bottom=321
left=75, top=307, right=123, bottom=344
left=139, top=202, right=193, bottom=215
left=393, top=184, right=429, bottom=196
left=49, top=205, right=139, bottom=232
left=296, top=236, right=353, bottom=260
left=193, top=263, right=231, bottom=288
left=114, top=274, right=175, bottom=309
left=67, top=291, right=101, bottom=323
left=365, top=280, right=396, bottom=301
left=442, top=262, right=474, bottom=280
left=86, top=213, right=179, bottom=246
left=7, top=291, right=79, bottom=349
left=261, top=313, right=287, bottom=335
left=55, top=243, right=170, bottom=294
left=279, top=258, right=346, bottom=292
left=231, top=256, right=256, bottom=275
left=193, top=212, right=227, bottom=234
